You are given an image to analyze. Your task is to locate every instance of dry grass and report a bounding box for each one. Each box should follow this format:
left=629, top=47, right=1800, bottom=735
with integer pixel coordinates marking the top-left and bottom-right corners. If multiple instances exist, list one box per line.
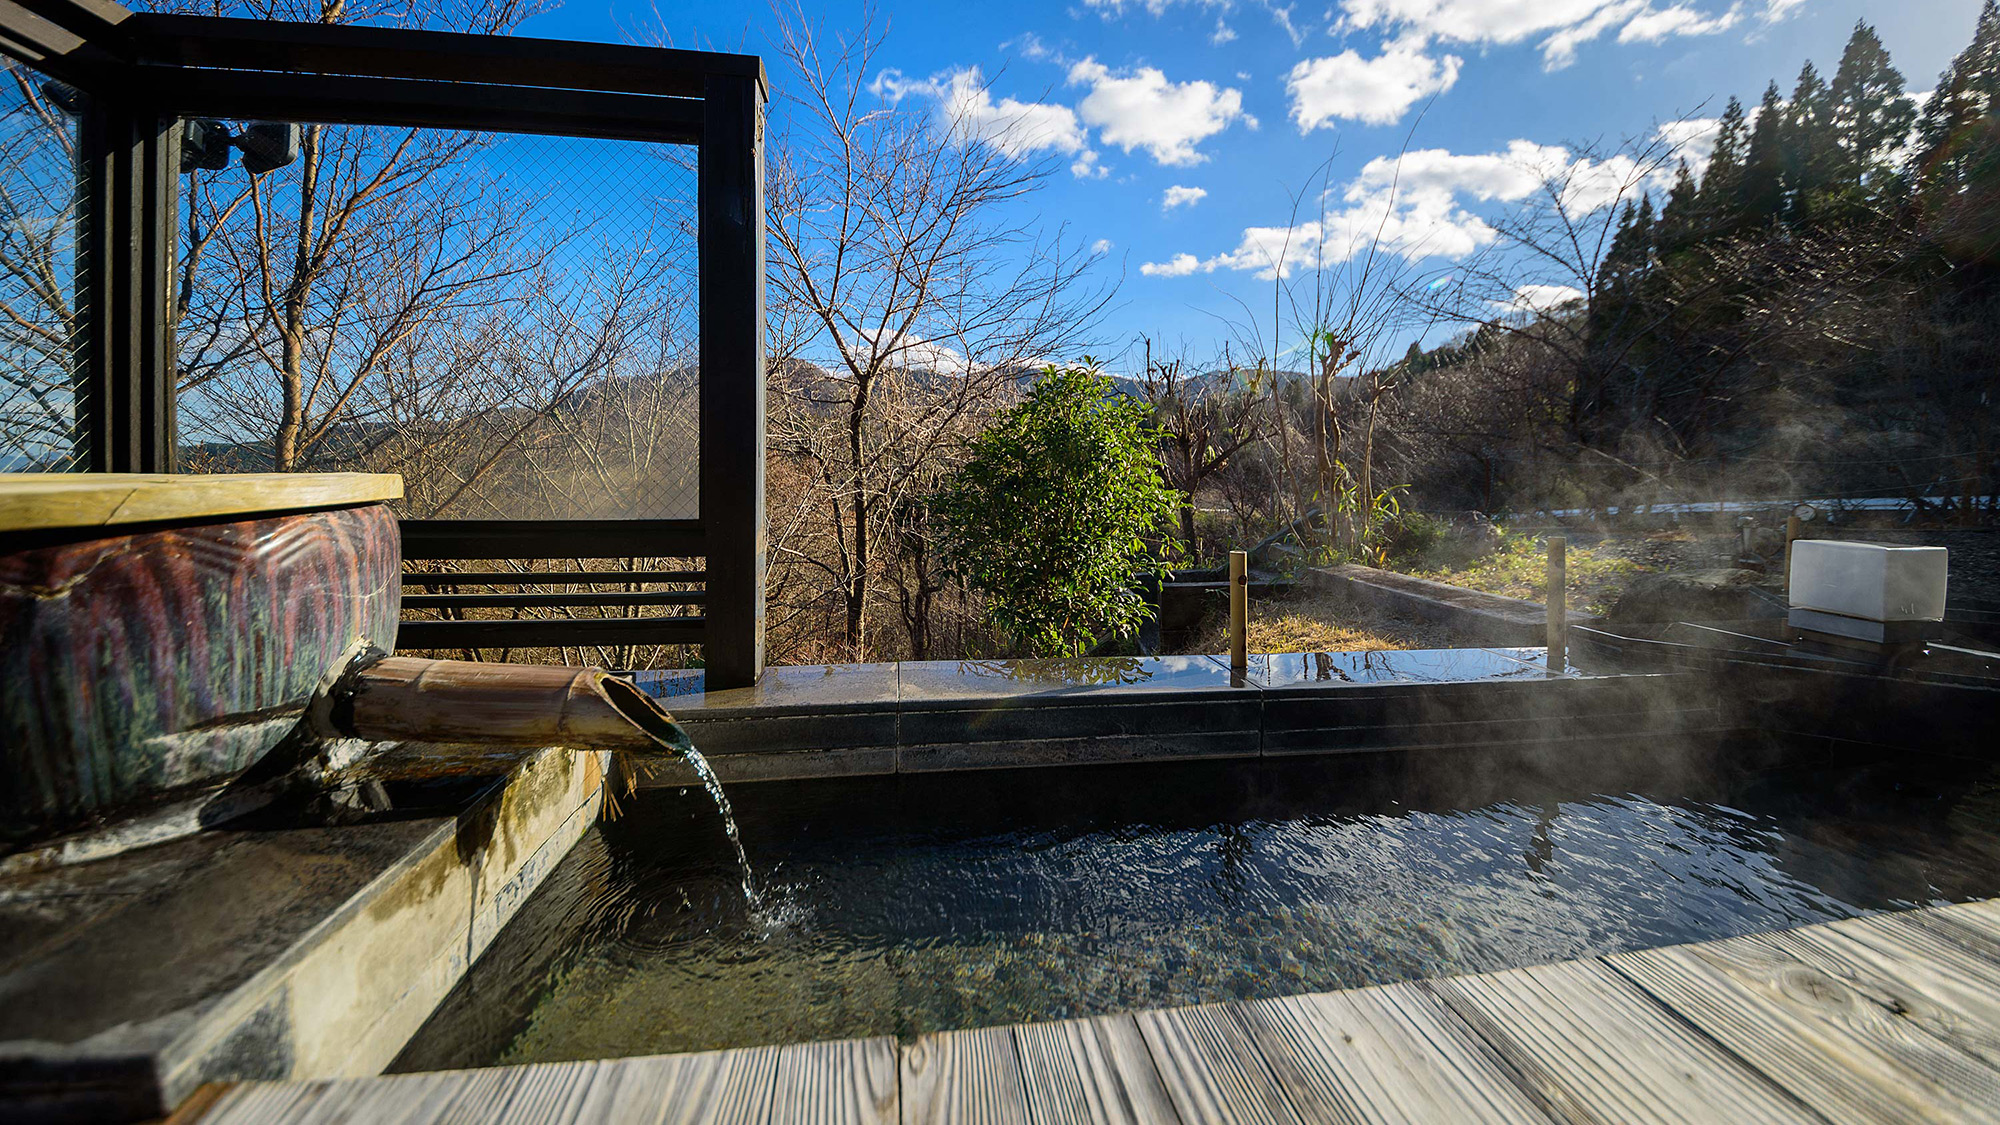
left=1174, top=588, right=1452, bottom=655
left=1409, top=530, right=1643, bottom=616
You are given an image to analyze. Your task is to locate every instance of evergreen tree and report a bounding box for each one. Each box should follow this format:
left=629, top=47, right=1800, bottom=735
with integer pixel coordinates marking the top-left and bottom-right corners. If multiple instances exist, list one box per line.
left=1601, top=196, right=1655, bottom=286
left=1655, top=160, right=1702, bottom=252
left=1782, top=60, right=1838, bottom=218
left=1740, top=81, right=1788, bottom=224
left=1699, top=97, right=1749, bottom=228
left=1828, top=21, right=1917, bottom=184
left=1913, top=0, right=2000, bottom=192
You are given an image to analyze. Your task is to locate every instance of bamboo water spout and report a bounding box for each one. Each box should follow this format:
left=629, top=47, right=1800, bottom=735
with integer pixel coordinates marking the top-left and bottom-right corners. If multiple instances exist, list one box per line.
left=329, top=656, right=692, bottom=758
left=326, top=654, right=760, bottom=905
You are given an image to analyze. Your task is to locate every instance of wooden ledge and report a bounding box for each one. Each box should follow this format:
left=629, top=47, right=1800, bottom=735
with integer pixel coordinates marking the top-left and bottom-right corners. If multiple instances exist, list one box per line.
left=0, top=472, right=403, bottom=533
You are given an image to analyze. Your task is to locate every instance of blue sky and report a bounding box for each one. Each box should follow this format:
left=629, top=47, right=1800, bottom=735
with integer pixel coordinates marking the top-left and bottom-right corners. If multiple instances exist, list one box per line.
left=514, top=0, right=1986, bottom=371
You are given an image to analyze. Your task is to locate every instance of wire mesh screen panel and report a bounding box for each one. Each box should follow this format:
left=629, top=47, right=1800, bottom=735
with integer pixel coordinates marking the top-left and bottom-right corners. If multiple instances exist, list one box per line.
left=0, top=61, right=88, bottom=472
left=172, top=124, right=700, bottom=520
left=169, top=120, right=705, bottom=664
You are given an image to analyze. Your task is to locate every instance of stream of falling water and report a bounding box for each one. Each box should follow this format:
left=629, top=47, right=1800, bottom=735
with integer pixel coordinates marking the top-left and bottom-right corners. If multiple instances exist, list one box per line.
left=678, top=743, right=761, bottom=910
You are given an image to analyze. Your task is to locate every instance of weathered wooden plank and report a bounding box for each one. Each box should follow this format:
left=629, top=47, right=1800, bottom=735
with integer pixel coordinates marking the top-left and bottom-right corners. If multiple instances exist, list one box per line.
left=670, top=1044, right=784, bottom=1125
left=0, top=471, right=401, bottom=531
left=1430, top=957, right=1816, bottom=1125
left=1234, top=982, right=1551, bottom=1125
left=1901, top=900, right=2000, bottom=968
left=195, top=1066, right=546, bottom=1125
left=1608, top=931, right=2000, bottom=1124
left=563, top=1056, right=689, bottom=1125
left=1013, top=1013, right=1182, bottom=1125
left=770, top=1036, right=898, bottom=1125
left=1781, top=915, right=2000, bottom=1069
left=317, top=1069, right=541, bottom=1125
left=901, top=1025, right=1030, bottom=1125
left=196, top=1080, right=329, bottom=1124
left=415, top=1064, right=528, bottom=1123
left=1136, top=1002, right=1302, bottom=1125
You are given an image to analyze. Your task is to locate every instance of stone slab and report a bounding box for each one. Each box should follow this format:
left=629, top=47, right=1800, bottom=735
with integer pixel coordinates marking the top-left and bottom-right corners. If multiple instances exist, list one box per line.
left=0, top=747, right=607, bottom=1123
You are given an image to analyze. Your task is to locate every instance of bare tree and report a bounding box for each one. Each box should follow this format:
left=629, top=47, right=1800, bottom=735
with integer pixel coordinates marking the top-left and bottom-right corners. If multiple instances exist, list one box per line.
left=156, top=0, right=555, bottom=473
left=0, top=65, right=83, bottom=470
left=1393, top=133, right=1685, bottom=509
left=763, top=10, right=1110, bottom=658
left=1220, top=142, right=1437, bottom=558
left=1131, top=338, right=1263, bottom=562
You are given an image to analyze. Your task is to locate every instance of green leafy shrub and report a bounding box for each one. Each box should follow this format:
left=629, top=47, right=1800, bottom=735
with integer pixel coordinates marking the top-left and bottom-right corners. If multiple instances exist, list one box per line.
left=934, top=365, right=1179, bottom=656
left=1374, top=509, right=1450, bottom=568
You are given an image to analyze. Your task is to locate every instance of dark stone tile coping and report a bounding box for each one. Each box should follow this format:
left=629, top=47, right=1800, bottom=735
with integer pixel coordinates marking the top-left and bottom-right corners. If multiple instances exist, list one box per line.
left=630, top=647, right=1581, bottom=714
left=627, top=650, right=1709, bottom=787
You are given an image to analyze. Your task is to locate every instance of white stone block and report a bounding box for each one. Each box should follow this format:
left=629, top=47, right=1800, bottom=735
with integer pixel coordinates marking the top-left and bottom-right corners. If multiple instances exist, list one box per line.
left=1789, top=539, right=1947, bottom=622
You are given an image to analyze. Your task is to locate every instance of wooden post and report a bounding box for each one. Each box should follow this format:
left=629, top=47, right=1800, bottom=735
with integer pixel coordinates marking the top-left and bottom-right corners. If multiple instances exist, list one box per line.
left=699, top=69, right=768, bottom=690
left=1229, top=549, right=1248, bottom=671
left=1783, top=514, right=1803, bottom=597
left=80, top=102, right=180, bottom=472
left=1546, top=536, right=1566, bottom=673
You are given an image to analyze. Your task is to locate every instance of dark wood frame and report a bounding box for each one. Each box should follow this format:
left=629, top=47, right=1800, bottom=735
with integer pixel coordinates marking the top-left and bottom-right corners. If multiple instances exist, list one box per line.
left=0, top=0, right=768, bottom=686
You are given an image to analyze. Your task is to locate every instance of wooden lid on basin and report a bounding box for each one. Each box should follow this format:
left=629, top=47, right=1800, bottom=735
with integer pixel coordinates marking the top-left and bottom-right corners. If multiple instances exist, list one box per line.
left=0, top=472, right=403, bottom=533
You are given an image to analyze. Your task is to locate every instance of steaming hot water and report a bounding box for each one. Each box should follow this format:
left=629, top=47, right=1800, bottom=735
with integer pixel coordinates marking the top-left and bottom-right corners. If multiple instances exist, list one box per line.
left=399, top=742, right=2000, bottom=1070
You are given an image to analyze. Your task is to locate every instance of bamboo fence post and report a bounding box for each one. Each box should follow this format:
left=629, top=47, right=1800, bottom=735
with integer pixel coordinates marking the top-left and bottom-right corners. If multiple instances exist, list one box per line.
left=1546, top=536, right=1567, bottom=673
left=1229, top=550, right=1248, bottom=672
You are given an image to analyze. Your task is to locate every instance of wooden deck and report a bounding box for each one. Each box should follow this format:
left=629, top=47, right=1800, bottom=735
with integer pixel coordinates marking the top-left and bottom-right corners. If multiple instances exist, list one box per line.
left=180, top=897, right=2000, bottom=1125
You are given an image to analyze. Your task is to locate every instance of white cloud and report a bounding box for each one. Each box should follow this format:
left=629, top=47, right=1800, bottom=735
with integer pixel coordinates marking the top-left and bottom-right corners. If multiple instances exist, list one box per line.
left=1080, top=0, right=1308, bottom=42
left=1003, top=32, right=1058, bottom=62
left=1553, top=153, right=1649, bottom=212
left=1655, top=116, right=1720, bottom=172
left=1068, top=59, right=1253, bottom=166
left=1271, top=2, right=1307, bottom=45
left=1091, top=237, right=1116, bottom=254
left=871, top=67, right=1101, bottom=176
left=1348, top=139, right=1572, bottom=203
left=1287, top=44, right=1463, bottom=129
left=1650, top=98, right=1779, bottom=177
left=1141, top=253, right=1203, bottom=277
left=1538, top=0, right=1647, bottom=69
left=1079, top=0, right=1227, bottom=13
left=1143, top=138, right=1650, bottom=280
left=1337, top=0, right=1752, bottom=72
left=1760, top=0, right=1803, bottom=22
left=1618, top=3, right=1741, bottom=44
left=1496, top=283, right=1586, bottom=313
left=1162, top=185, right=1209, bottom=210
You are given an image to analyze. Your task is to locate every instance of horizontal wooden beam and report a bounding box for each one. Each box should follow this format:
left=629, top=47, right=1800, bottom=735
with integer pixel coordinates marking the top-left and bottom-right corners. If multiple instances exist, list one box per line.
left=147, top=67, right=703, bottom=143
left=0, top=0, right=126, bottom=87
left=402, top=591, right=705, bottom=609
left=400, top=569, right=705, bottom=586
left=399, top=518, right=706, bottom=560
left=395, top=616, right=705, bottom=649
left=130, top=13, right=764, bottom=99
left=7, top=0, right=134, bottom=54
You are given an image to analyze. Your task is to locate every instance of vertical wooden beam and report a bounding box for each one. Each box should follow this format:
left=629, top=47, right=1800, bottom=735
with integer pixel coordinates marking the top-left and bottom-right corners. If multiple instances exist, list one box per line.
left=1228, top=549, right=1248, bottom=671
left=1546, top=535, right=1567, bottom=673
left=79, top=97, right=176, bottom=473
left=699, top=71, right=766, bottom=689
